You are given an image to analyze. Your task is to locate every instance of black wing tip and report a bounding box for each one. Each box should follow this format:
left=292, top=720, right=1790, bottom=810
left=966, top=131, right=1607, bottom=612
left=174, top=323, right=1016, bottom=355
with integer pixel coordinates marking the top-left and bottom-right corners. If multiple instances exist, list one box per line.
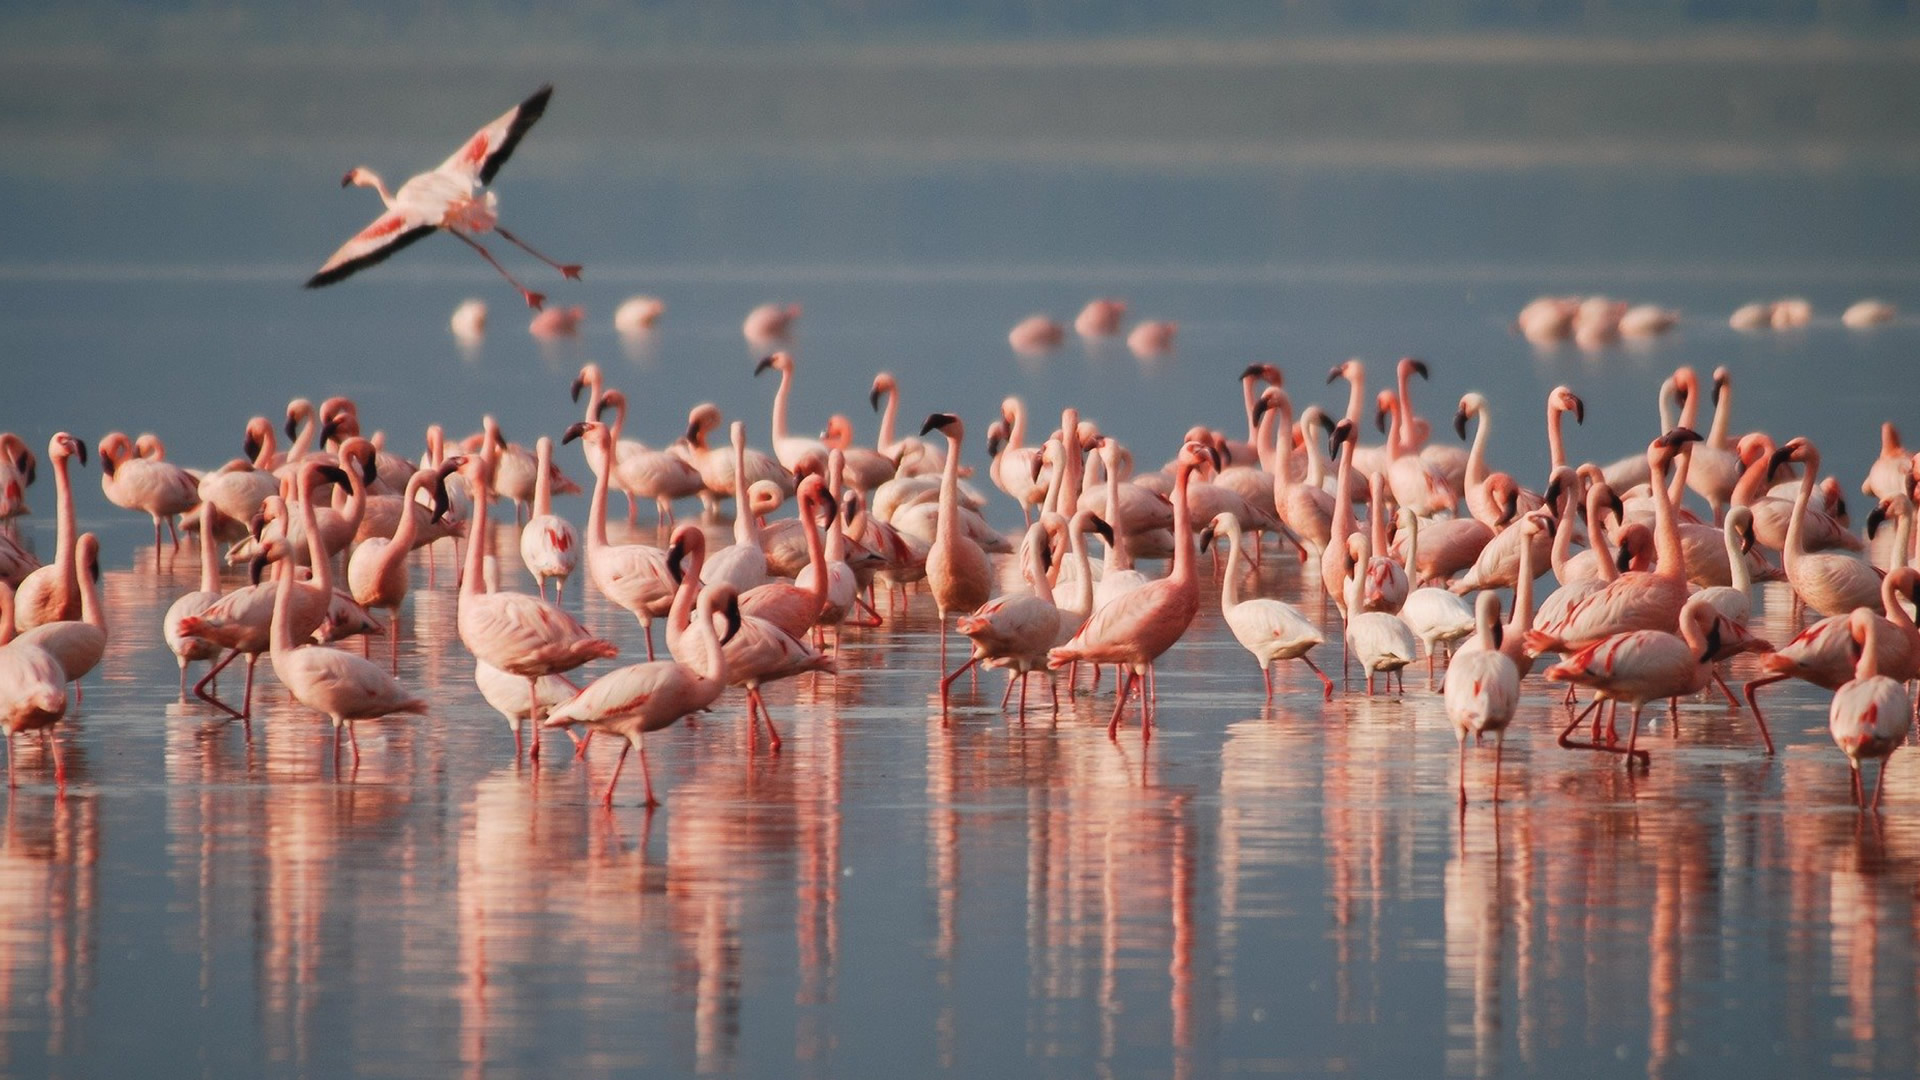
left=303, top=225, right=436, bottom=290
left=478, top=84, right=555, bottom=186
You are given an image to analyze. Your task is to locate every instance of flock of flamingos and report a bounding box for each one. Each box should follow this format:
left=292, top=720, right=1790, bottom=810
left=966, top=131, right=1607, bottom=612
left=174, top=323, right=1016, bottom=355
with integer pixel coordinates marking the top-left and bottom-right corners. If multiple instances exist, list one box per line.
left=0, top=84, right=1910, bottom=814
left=0, top=350, right=1915, bottom=814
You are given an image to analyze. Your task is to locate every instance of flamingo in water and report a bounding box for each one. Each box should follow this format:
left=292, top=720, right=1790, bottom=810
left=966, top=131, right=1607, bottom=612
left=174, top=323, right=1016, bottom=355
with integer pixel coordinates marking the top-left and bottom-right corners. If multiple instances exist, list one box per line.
left=305, top=84, right=580, bottom=309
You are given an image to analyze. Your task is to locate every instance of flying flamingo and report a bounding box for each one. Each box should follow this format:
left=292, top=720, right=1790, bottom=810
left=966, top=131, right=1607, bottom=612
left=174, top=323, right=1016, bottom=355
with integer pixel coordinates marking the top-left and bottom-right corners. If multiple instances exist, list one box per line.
left=305, top=84, right=579, bottom=309
left=516, top=438, right=578, bottom=601
left=14, top=432, right=86, bottom=631
left=268, top=480, right=427, bottom=762
left=1444, top=591, right=1520, bottom=806
left=1047, top=440, right=1213, bottom=739
left=1201, top=511, right=1331, bottom=700
left=0, top=583, right=67, bottom=788
left=1828, top=609, right=1912, bottom=810
left=545, top=583, right=739, bottom=807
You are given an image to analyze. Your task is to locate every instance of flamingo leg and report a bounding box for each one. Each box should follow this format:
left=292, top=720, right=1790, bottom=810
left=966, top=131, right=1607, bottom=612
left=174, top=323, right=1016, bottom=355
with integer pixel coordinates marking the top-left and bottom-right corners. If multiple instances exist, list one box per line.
left=1107, top=668, right=1137, bottom=740
left=1872, top=751, right=1893, bottom=810
left=494, top=225, right=583, bottom=280
left=1711, top=669, right=1741, bottom=708
left=939, top=657, right=978, bottom=719
left=1456, top=732, right=1468, bottom=808
left=5, top=733, right=11, bottom=789
left=1302, top=656, right=1335, bottom=701
left=1850, top=763, right=1863, bottom=806
left=641, top=620, right=656, bottom=661
left=50, top=733, right=63, bottom=791
left=1492, top=733, right=1505, bottom=803
left=193, top=649, right=244, bottom=717
left=1261, top=664, right=1273, bottom=700
left=1742, top=673, right=1783, bottom=755
left=752, top=688, right=784, bottom=751
left=1000, top=673, right=1016, bottom=710
left=602, top=740, right=630, bottom=808
left=1017, top=672, right=1030, bottom=724
left=527, top=678, right=545, bottom=761
left=511, top=721, right=524, bottom=758
left=449, top=229, right=546, bottom=309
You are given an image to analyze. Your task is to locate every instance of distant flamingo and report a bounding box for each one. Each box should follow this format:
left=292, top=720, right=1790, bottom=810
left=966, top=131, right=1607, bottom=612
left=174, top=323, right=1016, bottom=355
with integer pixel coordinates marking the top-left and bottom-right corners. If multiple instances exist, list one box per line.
left=1445, top=591, right=1520, bottom=806
left=306, top=84, right=578, bottom=308
left=1127, top=320, right=1177, bottom=357
left=97, top=432, right=199, bottom=553
left=545, top=583, right=738, bottom=807
left=743, top=303, right=801, bottom=344
left=1009, top=315, right=1065, bottom=353
left=1828, top=609, right=1912, bottom=810
left=614, top=296, right=665, bottom=334
left=1074, top=298, right=1127, bottom=337
left=0, top=433, right=34, bottom=529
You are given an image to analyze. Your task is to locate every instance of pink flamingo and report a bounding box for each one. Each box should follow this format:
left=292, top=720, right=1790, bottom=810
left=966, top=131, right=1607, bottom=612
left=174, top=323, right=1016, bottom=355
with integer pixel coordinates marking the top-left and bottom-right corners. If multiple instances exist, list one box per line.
left=1203, top=511, right=1330, bottom=700
left=1743, top=568, right=1920, bottom=747
left=456, top=451, right=618, bottom=758
left=349, top=465, right=454, bottom=666
left=12, top=533, right=106, bottom=700
left=736, top=479, right=831, bottom=637
left=1009, top=315, right=1065, bottom=353
left=545, top=583, right=738, bottom=807
left=922, top=414, right=993, bottom=670
left=97, top=432, right=199, bottom=553
left=1862, top=422, right=1909, bottom=501
left=306, top=84, right=578, bottom=308
left=164, top=500, right=226, bottom=695
left=614, top=295, right=665, bottom=334
left=14, top=432, right=86, bottom=632
left=1445, top=591, right=1520, bottom=806
left=1074, top=298, right=1127, bottom=338
left=0, top=583, right=67, bottom=788
left=1127, top=320, right=1177, bottom=357
left=1047, top=440, right=1213, bottom=739
left=1774, top=437, right=1883, bottom=616
left=743, top=302, right=801, bottom=345
left=945, top=521, right=1064, bottom=719
left=754, top=351, right=828, bottom=471
left=515, top=437, right=578, bottom=601
left=0, top=433, right=34, bottom=529
left=1828, top=609, right=1912, bottom=810
left=563, top=421, right=675, bottom=659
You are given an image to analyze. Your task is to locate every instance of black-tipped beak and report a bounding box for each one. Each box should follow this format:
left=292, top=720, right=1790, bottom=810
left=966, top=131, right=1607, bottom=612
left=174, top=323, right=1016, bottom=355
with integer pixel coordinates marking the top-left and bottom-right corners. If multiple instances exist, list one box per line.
left=339, top=170, right=355, bottom=188
left=1713, top=370, right=1729, bottom=395
left=722, top=595, right=743, bottom=645
left=1316, top=412, right=1337, bottom=435
left=842, top=492, right=858, bottom=526
left=868, top=387, right=884, bottom=413
left=1571, top=395, right=1586, bottom=425
left=569, top=374, right=586, bottom=402
left=1867, top=504, right=1887, bottom=540
left=561, top=421, right=591, bottom=445
left=1608, top=491, right=1624, bottom=519
left=1038, top=538, right=1053, bottom=574
left=987, top=431, right=1006, bottom=458
left=248, top=553, right=268, bottom=585
left=1499, top=487, right=1520, bottom=526
left=73, top=438, right=88, bottom=467
left=358, top=451, right=377, bottom=486
left=1089, top=515, right=1114, bottom=544
left=1407, top=358, right=1430, bottom=380
left=249, top=512, right=268, bottom=541
left=20, top=452, right=34, bottom=486
left=1325, top=366, right=1343, bottom=385
left=319, top=417, right=342, bottom=447
left=1028, top=454, right=1045, bottom=482
left=430, top=474, right=451, bottom=523
left=1701, top=622, right=1722, bottom=664
left=1489, top=622, right=1505, bottom=652
left=1252, top=395, right=1275, bottom=427
left=1544, top=475, right=1563, bottom=508
left=1241, top=363, right=1265, bottom=381
left=1452, top=407, right=1469, bottom=441
left=1835, top=496, right=1850, bottom=521
left=285, top=413, right=300, bottom=440
left=1660, top=427, right=1704, bottom=448
left=1374, top=406, right=1391, bottom=435
left=100, top=451, right=117, bottom=479
left=920, top=412, right=956, bottom=437
left=595, top=399, right=615, bottom=421
left=1739, top=519, right=1757, bottom=554
left=1198, top=525, right=1215, bottom=551
left=684, top=420, right=702, bottom=443
left=754, top=355, right=776, bottom=376
left=1616, top=543, right=1633, bottom=573
left=317, top=464, right=352, bottom=489
left=1767, top=444, right=1795, bottom=475
left=243, top=433, right=262, bottom=461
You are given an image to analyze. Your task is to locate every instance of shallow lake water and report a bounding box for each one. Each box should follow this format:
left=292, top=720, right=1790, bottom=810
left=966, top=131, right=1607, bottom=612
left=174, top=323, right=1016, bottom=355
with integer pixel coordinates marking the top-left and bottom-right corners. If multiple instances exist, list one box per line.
left=2, top=29, right=1920, bottom=1079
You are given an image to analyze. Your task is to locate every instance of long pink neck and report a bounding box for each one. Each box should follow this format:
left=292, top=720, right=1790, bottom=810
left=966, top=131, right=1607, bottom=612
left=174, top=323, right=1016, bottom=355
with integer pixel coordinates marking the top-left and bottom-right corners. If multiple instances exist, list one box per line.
left=1545, top=401, right=1568, bottom=470
left=731, top=431, right=754, bottom=545
left=936, top=430, right=964, bottom=550
left=1395, top=367, right=1418, bottom=454
left=51, top=453, right=75, bottom=580
left=1341, top=369, right=1366, bottom=427
left=198, top=501, right=221, bottom=593
left=461, top=461, right=493, bottom=600
left=1784, top=448, right=1817, bottom=567
left=1241, top=378, right=1260, bottom=448
left=1005, top=402, right=1027, bottom=450
left=532, top=442, right=555, bottom=518
left=385, top=474, right=429, bottom=570
left=1648, top=448, right=1686, bottom=581
left=586, top=438, right=613, bottom=549
left=1330, top=436, right=1356, bottom=543
left=667, top=542, right=704, bottom=638
left=1464, top=402, right=1491, bottom=488
left=770, top=364, right=795, bottom=446
left=1707, top=379, right=1733, bottom=447
left=1168, top=459, right=1197, bottom=587
left=876, top=390, right=899, bottom=450
left=1103, top=449, right=1131, bottom=572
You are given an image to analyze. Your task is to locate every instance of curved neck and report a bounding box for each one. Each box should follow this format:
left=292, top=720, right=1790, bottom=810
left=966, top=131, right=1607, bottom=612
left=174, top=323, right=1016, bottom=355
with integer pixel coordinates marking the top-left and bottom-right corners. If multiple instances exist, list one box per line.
left=1103, top=453, right=1131, bottom=572
left=75, top=547, right=103, bottom=634
left=1857, top=617, right=1886, bottom=678
left=1676, top=377, right=1701, bottom=430
left=1395, top=368, right=1418, bottom=454
left=800, top=500, right=828, bottom=609
left=1168, top=460, right=1197, bottom=586
left=1730, top=448, right=1772, bottom=506
left=689, top=599, right=727, bottom=688
left=390, top=474, right=429, bottom=556
left=1707, top=379, right=1733, bottom=447
left=253, top=429, right=277, bottom=469
left=1302, top=420, right=1329, bottom=487
left=585, top=439, right=613, bottom=548
left=1725, top=518, right=1751, bottom=592
left=1881, top=578, right=1916, bottom=639
left=1253, top=398, right=1279, bottom=474
left=1466, top=403, right=1492, bottom=487
left=732, top=435, right=754, bottom=545
left=270, top=529, right=299, bottom=655
left=1241, top=378, right=1260, bottom=448
left=1785, top=450, right=1817, bottom=563
left=1006, top=403, right=1028, bottom=449
left=1220, top=524, right=1246, bottom=610
left=1545, top=401, right=1567, bottom=471
left=1648, top=449, right=1686, bottom=580
left=876, top=389, right=900, bottom=450
left=198, top=501, right=221, bottom=593
left=288, top=412, right=316, bottom=461
left=770, top=364, right=795, bottom=446
left=301, top=479, right=334, bottom=595
left=1066, top=524, right=1094, bottom=613
left=1271, top=397, right=1297, bottom=491
left=936, top=430, right=964, bottom=548
left=1330, top=438, right=1356, bottom=542
left=667, top=544, right=704, bottom=637
left=1341, top=370, right=1365, bottom=427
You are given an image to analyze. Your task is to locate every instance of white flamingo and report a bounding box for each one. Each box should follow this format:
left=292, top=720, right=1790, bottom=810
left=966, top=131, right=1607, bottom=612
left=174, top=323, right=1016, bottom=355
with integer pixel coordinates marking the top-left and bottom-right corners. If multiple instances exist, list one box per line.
left=164, top=501, right=226, bottom=695
left=14, top=432, right=86, bottom=631
left=0, top=583, right=67, bottom=787
left=1828, top=608, right=1912, bottom=810
left=1444, top=591, right=1520, bottom=806
left=12, top=533, right=106, bottom=700
left=1202, top=511, right=1330, bottom=700
left=516, top=437, right=579, bottom=601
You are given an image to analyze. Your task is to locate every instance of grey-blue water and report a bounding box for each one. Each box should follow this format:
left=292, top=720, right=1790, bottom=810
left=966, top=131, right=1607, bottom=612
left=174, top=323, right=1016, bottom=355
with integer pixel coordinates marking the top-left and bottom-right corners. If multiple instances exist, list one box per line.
left=2, top=28, right=1920, bottom=1078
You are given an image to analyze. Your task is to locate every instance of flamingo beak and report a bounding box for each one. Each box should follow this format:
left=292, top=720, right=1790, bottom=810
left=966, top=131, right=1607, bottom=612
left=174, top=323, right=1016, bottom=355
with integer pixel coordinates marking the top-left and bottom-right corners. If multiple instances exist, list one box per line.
left=339, top=170, right=355, bottom=188
left=1609, top=491, right=1625, bottom=519
left=1325, top=366, right=1343, bottom=385
left=1198, top=525, right=1215, bottom=551
left=561, top=421, right=591, bottom=445
left=667, top=537, right=687, bottom=584
left=869, top=387, right=885, bottom=413
left=1252, top=395, right=1274, bottom=426
left=722, top=595, right=743, bottom=646
left=1571, top=395, right=1586, bottom=425
left=1867, top=503, right=1887, bottom=540
left=285, top=413, right=300, bottom=440
left=1241, top=363, right=1266, bottom=381
left=1452, top=408, right=1469, bottom=441
left=1544, top=476, right=1563, bottom=508
left=1701, top=622, right=1722, bottom=664
left=248, top=553, right=269, bottom=586
left=100, top=451, right=117, bottom=479
left=920, top=413, right=956, bottom=437
left=317, top=465, right=352, bottom=489
left=1407, top=358, right=1430, bottom=380
left=754, top=355, right=777, bottom=376
left=1374, top=406, right=1391, bottom=436
left=1616, top=543, right=1633, bottom=573
left=569, top=374, right=586, bottom=402
left=1767, top=444, right=1795, bottom=475
left=1739, top=519, right=1757, bottom=554
left=987, top=430, right=1007, bottom=458
left=73, top=438, right=88, bottom=467
left=430, top=476, right=451, bottom=524
left=319, top=417, right=342, bottom=447
left=20, top=452, right=34, bottom=487
left=1660, top=427, right=1704, bottom=448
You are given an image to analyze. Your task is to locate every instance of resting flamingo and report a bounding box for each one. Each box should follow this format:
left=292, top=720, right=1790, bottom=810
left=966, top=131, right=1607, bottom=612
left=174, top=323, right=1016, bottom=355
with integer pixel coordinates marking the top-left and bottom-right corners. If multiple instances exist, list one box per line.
left=1774, top=437, right=1883, bottom=616
left=922, top=414, right=993, bottom=668
left=945, top=521, right=1063, bottom=720
left=305, top=84, right=579, bottom=308
left=97, top=432, right=200, bottom=554
left=12, top=533, right=106, bottom=701
left=456, top=451, right=618, bottom=759
left=1444, top=591, right=1520, bottom=806
left=1394, top=510, right=1475, bottom=688
left=545, top=583, right=738, bottom=807
left=0, top=583, right=67, bottom=787
left=564, top=421, right=675, bottom=659
left=1344, top=531, right=1418, bottom=697
left=164, top=501, right=226, bottom=695
left=1828, top=609, right=1911, bottom=810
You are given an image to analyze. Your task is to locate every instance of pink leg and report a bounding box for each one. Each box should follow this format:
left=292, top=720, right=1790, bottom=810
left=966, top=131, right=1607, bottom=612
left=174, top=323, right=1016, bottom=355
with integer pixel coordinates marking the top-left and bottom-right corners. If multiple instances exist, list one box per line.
left=1872, top=750, right=1893, bottom=810
left=1000, top=674, right=1016, bottom=710
left=1743, top=673, right=1783, bottom=755
left=1301, top=657, right=1335, bottom=701
left=1261, top=664, right=1273, bottom=700
left=940, top=657, right=978, bottom=719
left=495, top=225, right=583, bottom=280
left=50, top=732, right=64, bottom=791
left=450, top=229, right=545, bottom=309
left=1017, top=671, right=1030, bottom=724
left=1456, top=734, right=1468, bottom=808
left=1106, top=669, right=1137, bottom=740
left=1492, top=734, right=1504, bottom=803
left=602, top=740, right=630, bottom=808
left=633, top=732, right=659, bottom=807
left=753, top=689, right=784, bottom=751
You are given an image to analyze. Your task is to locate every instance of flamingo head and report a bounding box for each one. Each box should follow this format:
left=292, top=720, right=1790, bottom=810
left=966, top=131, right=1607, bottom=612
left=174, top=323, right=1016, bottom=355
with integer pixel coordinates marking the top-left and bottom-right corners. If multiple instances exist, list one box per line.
left=700, top=583, right=743, bottom=645
left=1767, top=436, right=1812, bottom=475
left=1712, top=367, right=1731, bottom=395
left=570, top=363, right=603, bottom=404
left=920, top=412, right=961, bottom=439
left=561, top=420, right=607, bottom=451
left=1241, top=363, right=1282, bottom=387
left=755, top=351, right=792, bottom=377
left=1452, top=393, right=1483, bottom=440
left=1551, top=386, right=1585, bottom=425
left=665, top=524, right=705, bottom=585
left=1326, top=358, right=1361, bottom=385
left=821, top=415, right=853, bottom=450
left=1652, top=427, right=1704, bottom=468
left=50, top=431, right=88, bottom=469
left=284, top=398, right=314, bottom=441
left=985, top=420, right=1007, bottom=459
left=341, top=167, right=378, bottom=189
left=1251, top=387, right=1286, bottom=430
left=1399, top=357, right=1429, bottom=382
left=1374, top=391, right=1397, bottom=435
left=1328, top=418, right=1356, bottom=458
left=97, top=432, right=133, bottom=477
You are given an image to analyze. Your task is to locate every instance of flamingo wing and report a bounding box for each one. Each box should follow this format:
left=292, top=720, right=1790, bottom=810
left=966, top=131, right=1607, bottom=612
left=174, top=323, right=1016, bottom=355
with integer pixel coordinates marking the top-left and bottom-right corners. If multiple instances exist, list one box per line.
left=305, top=209, right=437, bottom=288
left=436, top=84, right=554, bottom=187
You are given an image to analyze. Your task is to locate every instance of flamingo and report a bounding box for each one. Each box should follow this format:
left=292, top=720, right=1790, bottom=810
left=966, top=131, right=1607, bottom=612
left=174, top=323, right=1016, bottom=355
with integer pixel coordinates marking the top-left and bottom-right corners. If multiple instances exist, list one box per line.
left=700, top=423, right=774, bottom=594
left=1047, top=441, right=1214, bottom=739
left=1075, top=298, right=1127, bottom=338
left=0, top=583, right=67, bottom=788
left=1862, top=423, right=1910, bottom=502
left=1828, top=609, right=1912, bottom=810
left=1743, top=568, right=1920, bottom=749
left=350, top=465, right=454, bottom=666
left=97, top=432, right=199, bottom=553
left=820, top=416, right=897, bottom=494
left=1259, top=390, right=1335, bottom=560
left=987, top=401, right=1047, bottom=524
left=12, top=530, right=106, bottom=702
left=945, top=521, right=1064, bottom=719
left=1675, top=367, right=1741, bottom=520
left=1009, top=315, right=1065, bottom=353
left=1378, top=389, right=1455, bottom=518
left=268, top=481, right=427, bottom=762
left=0, top=433, right=34, bottom=529
left=196, top=418, right=283, bottom=541
left=922, top=414, right=993, bottom=668
left=1844, top=299, right=1898, bottom=328
left=14, top=432, right=86, bottom=631
left=754, top=351, right=828, bottom=471
left=1731, top=433, right=1862, bottom=555
left=545, top=583, right=739, bottom=807
left=743, top=302, right=801, bottom=344
left=1774, top=437, right=1882, bottom=617
left=868, top=372, right=941, bottom=477
left=1344, top=531, right=1418, bottom=697
left=516, top=438, right=578, bottom=602
left=678, top=404, right=794, bottom=514
left=1545, top=594, right=1747, bottom=767
left=475, top=660, right=578, bottom=748
left=1445, top=591, right=1520, bottom=806
left=305, top=84, right=578, bottom=308
left=563, top=421, right=675, bottom=659
left=591, top=389, right=703, bottom=527
left=614, top=295, right=665, bottom=334
left=735, top=480, right=831, bottom=637
left=1394, top=510, right=1476, bottom=687
left=164, top=501, right=226, bottom=695
left=796, top=451, right=863, bottom=640
left=1127, top=320, right=1177, bottom=358
left=1202, top=511, right=1331, bottom=700
left=456, top=450, right=617, bottom=757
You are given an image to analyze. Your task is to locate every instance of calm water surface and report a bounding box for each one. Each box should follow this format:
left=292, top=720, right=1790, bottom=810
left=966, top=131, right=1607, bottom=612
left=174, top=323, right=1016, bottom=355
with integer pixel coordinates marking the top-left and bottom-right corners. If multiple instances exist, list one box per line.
left=2, top=39, right=1920, bottom=1078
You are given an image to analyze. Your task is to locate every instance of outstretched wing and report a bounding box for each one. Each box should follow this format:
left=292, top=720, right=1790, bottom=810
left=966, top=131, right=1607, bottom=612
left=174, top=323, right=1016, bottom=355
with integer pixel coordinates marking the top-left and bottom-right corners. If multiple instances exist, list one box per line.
left=304, top=209, right=436, bottom=288
left=437, top=84, right=553, bottom=187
